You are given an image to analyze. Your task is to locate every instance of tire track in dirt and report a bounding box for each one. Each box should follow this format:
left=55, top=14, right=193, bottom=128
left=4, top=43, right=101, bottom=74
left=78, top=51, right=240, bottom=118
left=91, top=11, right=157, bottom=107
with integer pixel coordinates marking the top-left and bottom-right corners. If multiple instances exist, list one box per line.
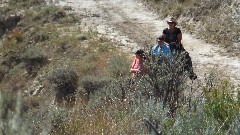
left=57, top=0, right=240, bottom=85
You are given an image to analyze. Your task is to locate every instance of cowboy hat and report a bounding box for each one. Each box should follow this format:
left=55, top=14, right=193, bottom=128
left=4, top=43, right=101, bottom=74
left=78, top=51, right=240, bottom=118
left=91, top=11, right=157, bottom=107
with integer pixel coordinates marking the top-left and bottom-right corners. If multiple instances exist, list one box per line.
left=166, top=16, right=178, bottom=25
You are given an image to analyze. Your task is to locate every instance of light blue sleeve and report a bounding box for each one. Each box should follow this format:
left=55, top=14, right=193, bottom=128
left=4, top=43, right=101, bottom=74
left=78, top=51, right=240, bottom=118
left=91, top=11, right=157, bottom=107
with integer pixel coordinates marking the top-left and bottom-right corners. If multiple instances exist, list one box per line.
left=151, top=45, right=158, bottom=55
left=167, top=47, right=174, bottom=60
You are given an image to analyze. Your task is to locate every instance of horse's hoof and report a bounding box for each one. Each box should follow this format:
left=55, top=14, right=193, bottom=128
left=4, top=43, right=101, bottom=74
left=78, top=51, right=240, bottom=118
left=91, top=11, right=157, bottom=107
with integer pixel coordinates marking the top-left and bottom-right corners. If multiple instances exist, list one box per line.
left=189, top=74, right=197, bottom=80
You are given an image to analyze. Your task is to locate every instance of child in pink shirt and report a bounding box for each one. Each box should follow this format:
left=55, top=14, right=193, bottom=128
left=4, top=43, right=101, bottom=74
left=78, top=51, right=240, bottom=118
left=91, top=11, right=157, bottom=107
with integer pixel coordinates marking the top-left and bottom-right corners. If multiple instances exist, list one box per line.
left=130, top=49, right=145, bottom=77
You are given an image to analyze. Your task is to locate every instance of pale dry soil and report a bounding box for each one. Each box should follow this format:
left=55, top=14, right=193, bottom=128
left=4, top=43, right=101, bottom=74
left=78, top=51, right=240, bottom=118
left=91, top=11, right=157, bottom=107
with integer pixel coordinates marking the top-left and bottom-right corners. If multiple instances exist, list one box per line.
left=56, top=0, right=240, bottom=86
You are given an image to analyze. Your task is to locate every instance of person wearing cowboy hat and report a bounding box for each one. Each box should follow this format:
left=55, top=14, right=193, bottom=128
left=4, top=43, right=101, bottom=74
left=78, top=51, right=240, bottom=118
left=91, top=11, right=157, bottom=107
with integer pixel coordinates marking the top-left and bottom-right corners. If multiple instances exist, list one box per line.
left=162, top=16, right=183, bottom=50
left=162, top=16, right=197, bottom=80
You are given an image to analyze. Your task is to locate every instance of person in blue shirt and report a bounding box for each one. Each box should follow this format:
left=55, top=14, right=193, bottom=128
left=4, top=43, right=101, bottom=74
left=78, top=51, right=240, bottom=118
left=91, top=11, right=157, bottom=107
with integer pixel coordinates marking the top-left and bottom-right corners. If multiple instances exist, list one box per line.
left=151, top=36, right=173, bottom=64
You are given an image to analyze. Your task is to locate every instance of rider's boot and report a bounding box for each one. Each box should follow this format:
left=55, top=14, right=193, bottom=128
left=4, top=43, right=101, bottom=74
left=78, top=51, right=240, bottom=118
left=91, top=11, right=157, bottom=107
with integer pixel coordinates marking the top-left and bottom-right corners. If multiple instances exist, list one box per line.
left=189, top=69, right=197, bottom=80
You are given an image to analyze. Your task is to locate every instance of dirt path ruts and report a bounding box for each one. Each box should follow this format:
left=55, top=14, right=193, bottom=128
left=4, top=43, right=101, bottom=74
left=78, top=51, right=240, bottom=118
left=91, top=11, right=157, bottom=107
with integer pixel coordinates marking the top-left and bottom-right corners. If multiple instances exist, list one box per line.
left=57, top=0, right=240, bottom=85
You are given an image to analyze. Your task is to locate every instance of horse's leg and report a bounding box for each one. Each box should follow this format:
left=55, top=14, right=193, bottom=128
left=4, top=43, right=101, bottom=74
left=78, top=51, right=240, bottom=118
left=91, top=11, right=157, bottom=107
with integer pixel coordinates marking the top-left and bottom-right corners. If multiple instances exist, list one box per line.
left=183, top=51, right=197, bottom=80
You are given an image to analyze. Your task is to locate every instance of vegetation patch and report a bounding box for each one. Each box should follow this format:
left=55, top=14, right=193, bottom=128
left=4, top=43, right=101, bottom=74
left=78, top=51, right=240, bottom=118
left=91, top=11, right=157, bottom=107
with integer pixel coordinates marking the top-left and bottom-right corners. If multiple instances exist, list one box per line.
left=0, top=0, right=240, bottom=134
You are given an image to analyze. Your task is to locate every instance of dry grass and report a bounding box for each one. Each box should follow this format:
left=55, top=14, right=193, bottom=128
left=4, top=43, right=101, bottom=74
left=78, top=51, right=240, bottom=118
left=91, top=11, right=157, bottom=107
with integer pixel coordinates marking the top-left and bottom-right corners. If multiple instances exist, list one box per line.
left=1, top=0, right=240, bottom=134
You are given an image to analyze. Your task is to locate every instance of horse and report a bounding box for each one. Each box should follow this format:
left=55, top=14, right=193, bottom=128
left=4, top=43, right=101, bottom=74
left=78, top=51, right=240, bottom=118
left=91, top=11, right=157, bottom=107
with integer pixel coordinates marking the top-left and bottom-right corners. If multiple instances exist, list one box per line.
left=168, top=42, right=197, bottom=80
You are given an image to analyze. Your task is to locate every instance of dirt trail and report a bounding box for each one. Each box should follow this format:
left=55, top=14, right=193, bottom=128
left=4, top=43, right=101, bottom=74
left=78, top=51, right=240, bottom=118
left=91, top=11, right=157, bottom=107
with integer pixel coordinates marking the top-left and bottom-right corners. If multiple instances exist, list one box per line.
left=56, top=0, right=240, bottom=85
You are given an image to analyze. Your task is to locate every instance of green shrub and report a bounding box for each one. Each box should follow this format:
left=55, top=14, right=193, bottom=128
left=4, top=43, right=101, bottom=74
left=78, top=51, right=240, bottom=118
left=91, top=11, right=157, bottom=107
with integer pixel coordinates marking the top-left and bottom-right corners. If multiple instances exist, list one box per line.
left=20, top=46, right=48, bottom=64
left=63, top=6, right=72, bottom=11
left=48, top=66, right=79, bottom=104
left=48, top=107, right=69, bottom=134
left=204, top=80, right=239, bottom=130
left=42, top=6, right=66, bottom=22
left=1, top=30, right=26, bottom=56
left=166, top=100, right=219, bottom=134
left=76, top=34, right=87, bottom=41
left=131, top=51, right=189, bottom=116
left=20, top=46, right=48, bottom=76
left=30, top=5, right=68, bottom=23
left=80, top=75, right=112, bottom=100
left=1, top=33, right=26, bottom=70
left=52, top=10, right=66, bottom=21
left=1, top=55, right=22, bottom=70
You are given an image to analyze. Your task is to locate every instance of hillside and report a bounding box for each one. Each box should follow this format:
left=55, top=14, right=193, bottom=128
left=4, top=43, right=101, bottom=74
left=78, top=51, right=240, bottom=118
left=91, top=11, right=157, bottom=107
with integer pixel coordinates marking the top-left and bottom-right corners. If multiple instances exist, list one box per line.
left=54, top=0, right=240, bottom=84
left=0, top=0, right=240, bottom=134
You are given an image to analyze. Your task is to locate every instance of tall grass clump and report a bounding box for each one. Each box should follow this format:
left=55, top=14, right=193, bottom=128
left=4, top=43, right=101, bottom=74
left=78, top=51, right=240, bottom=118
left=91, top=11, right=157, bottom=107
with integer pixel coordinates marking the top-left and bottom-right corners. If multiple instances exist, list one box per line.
left=1, top=30, right=26, bottom=57
left=107, top=54, right=131, bottom=78
left=0, top=91, right=31, bottom=135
